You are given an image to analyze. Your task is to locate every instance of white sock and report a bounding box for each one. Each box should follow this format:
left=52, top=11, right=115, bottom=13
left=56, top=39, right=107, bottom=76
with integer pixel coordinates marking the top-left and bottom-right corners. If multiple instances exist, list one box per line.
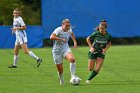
left=13, top=55, right=18, bottom=66
left=28, top=51, right=39, bottom=60
left=70, top=62, right=76, bottom=78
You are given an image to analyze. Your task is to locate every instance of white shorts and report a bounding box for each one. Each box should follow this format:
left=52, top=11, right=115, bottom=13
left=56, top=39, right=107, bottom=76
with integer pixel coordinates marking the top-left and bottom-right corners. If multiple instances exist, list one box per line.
left=52, top=48, right=71, bottom=64
left=15, top=37, right=27, bottom=45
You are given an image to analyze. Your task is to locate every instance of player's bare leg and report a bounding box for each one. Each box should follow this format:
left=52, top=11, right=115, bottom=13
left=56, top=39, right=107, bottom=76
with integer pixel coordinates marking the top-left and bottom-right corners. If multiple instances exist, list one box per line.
left=86, top=58, right=104, bottom=83
left=21, top=43, right=42, bottom=67
left=88, top=59, right=96, bottom=71
left=95, top=57, right=104, bottom=72
left=86, top=59, right=96, bottom=83
left=8, top=45, right=20, bottom=68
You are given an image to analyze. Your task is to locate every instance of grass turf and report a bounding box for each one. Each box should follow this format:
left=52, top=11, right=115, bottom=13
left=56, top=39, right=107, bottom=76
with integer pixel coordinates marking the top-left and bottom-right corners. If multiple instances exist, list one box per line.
left=0, top=46, right=140, bottom=93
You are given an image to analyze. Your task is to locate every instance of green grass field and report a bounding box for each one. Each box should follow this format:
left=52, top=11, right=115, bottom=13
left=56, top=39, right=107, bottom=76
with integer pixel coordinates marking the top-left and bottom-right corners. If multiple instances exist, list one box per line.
left=0, top=46, right=140, bottom=93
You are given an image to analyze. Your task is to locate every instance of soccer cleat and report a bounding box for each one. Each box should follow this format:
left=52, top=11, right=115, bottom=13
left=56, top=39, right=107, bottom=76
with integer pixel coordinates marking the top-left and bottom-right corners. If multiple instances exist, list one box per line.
left=37, top=58, right=42, bottom=67
left=8, top=64, right=17, bottom=68
left=86, top=80, right=90, bottom=84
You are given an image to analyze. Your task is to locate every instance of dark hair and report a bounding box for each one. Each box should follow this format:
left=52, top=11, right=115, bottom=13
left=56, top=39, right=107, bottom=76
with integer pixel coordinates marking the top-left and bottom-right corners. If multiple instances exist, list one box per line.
left=100, top=20, right=107, bottom=28
left=96, top=20, right=107, bottom=30
left=101, top=20, right=107, bottom=22
left=95, top=27, right=99, bottom=31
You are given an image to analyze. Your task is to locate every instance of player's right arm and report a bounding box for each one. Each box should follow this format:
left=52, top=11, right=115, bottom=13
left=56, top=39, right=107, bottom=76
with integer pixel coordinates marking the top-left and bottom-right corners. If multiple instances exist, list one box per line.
left=86, top=36, right=95, bottom=52
left=50, top=33, right=66, bottom=43
left=86, top=31, right=97, bottom=52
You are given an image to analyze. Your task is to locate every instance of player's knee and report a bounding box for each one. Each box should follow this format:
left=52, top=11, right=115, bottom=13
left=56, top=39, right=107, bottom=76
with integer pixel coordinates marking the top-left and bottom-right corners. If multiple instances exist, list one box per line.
left=14, top=50, right=18, bottom=55
left=88, top=68, right=93, bottom=71
left=95, top=69, right=100, bottom=73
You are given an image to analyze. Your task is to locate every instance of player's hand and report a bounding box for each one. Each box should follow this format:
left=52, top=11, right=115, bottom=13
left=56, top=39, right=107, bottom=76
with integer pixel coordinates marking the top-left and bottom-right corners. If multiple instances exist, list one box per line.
left=73, top=43, right=77, bottom=48
left=10, top=28, right=16, bottom=34
left=61, top=38, right=66, bottom=44
left=11, top=27, right=18, bottom=31
left=90, top=47, right=95, bottom=53
left=102, top=49, right=106, bottom=55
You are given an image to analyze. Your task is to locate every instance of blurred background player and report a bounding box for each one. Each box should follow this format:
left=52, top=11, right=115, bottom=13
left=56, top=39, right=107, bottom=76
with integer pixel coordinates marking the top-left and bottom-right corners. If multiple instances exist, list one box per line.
left=50, top=19, right=81, bottom=84
left=86, top=22, right=111, bottom=83
left=8, top=8, right=42, bottom=68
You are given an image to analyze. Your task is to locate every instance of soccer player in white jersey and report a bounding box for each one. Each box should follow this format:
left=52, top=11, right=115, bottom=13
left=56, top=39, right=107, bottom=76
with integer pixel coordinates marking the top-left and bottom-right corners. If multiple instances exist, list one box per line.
left=50, top=19, right=81, bottom=84
left=8, top=8, right=42, bottom=68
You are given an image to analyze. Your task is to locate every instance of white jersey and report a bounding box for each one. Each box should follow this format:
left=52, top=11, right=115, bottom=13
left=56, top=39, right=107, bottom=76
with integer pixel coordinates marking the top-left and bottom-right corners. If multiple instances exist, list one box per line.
left=52, top=27, right=73, bottom=51
left=52, top=27, right=73, bottom=64
left=13, top=16, right=27, bottom=38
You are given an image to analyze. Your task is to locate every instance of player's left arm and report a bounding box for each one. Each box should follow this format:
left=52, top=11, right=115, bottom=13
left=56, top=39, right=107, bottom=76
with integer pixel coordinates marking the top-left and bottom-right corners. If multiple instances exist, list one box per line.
left=11, top=18, right=26, bottom=31
left=11, top=25, right=26, bottom=34
left=102, top=42, right=111, bottom=54
left=105, top=41, right=111, bottom=50
left=102, top=35, right=112, bottom=54
left=12, top=25, right=26, bottom=31
left=71, top=32, right=77, bottom=48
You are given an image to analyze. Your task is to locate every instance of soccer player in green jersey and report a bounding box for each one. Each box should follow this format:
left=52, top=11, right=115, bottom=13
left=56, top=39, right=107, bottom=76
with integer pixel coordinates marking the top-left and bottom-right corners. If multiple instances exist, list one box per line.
left=86, top=23, right=111, bottom=84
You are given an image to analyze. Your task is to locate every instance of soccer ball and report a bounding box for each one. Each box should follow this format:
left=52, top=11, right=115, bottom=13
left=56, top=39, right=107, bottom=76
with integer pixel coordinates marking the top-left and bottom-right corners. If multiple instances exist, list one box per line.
left=70, top=77, right=80, bottom=85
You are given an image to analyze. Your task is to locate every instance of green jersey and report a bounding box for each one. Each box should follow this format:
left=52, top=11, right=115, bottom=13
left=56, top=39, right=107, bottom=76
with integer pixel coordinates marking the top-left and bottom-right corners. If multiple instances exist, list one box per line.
left=89, top=31, right=111, bottom=52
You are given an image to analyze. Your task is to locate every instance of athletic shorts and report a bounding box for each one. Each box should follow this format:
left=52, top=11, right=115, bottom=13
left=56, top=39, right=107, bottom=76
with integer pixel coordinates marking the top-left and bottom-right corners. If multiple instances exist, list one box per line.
left=15, top=37, right=27, bottom=45
left=52, top=48, right=71, bottom=64
left=88, top=51, right=105, bottom=60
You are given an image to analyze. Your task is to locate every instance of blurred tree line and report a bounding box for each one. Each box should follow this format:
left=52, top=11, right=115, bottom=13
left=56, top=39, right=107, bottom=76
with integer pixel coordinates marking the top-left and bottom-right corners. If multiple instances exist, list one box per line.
left=0, top=0, right=41, bottom=25
left=0, top=0, right=139, bottom=45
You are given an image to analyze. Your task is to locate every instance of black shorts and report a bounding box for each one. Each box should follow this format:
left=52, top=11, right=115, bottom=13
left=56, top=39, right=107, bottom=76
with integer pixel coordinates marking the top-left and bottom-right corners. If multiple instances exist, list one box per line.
left=88, top=51, right=105, bottom=59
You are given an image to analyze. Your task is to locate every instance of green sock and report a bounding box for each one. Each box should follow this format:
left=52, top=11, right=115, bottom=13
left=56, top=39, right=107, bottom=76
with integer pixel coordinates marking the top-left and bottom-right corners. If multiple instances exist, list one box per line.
left=87, top=70, right=98, bottom=80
